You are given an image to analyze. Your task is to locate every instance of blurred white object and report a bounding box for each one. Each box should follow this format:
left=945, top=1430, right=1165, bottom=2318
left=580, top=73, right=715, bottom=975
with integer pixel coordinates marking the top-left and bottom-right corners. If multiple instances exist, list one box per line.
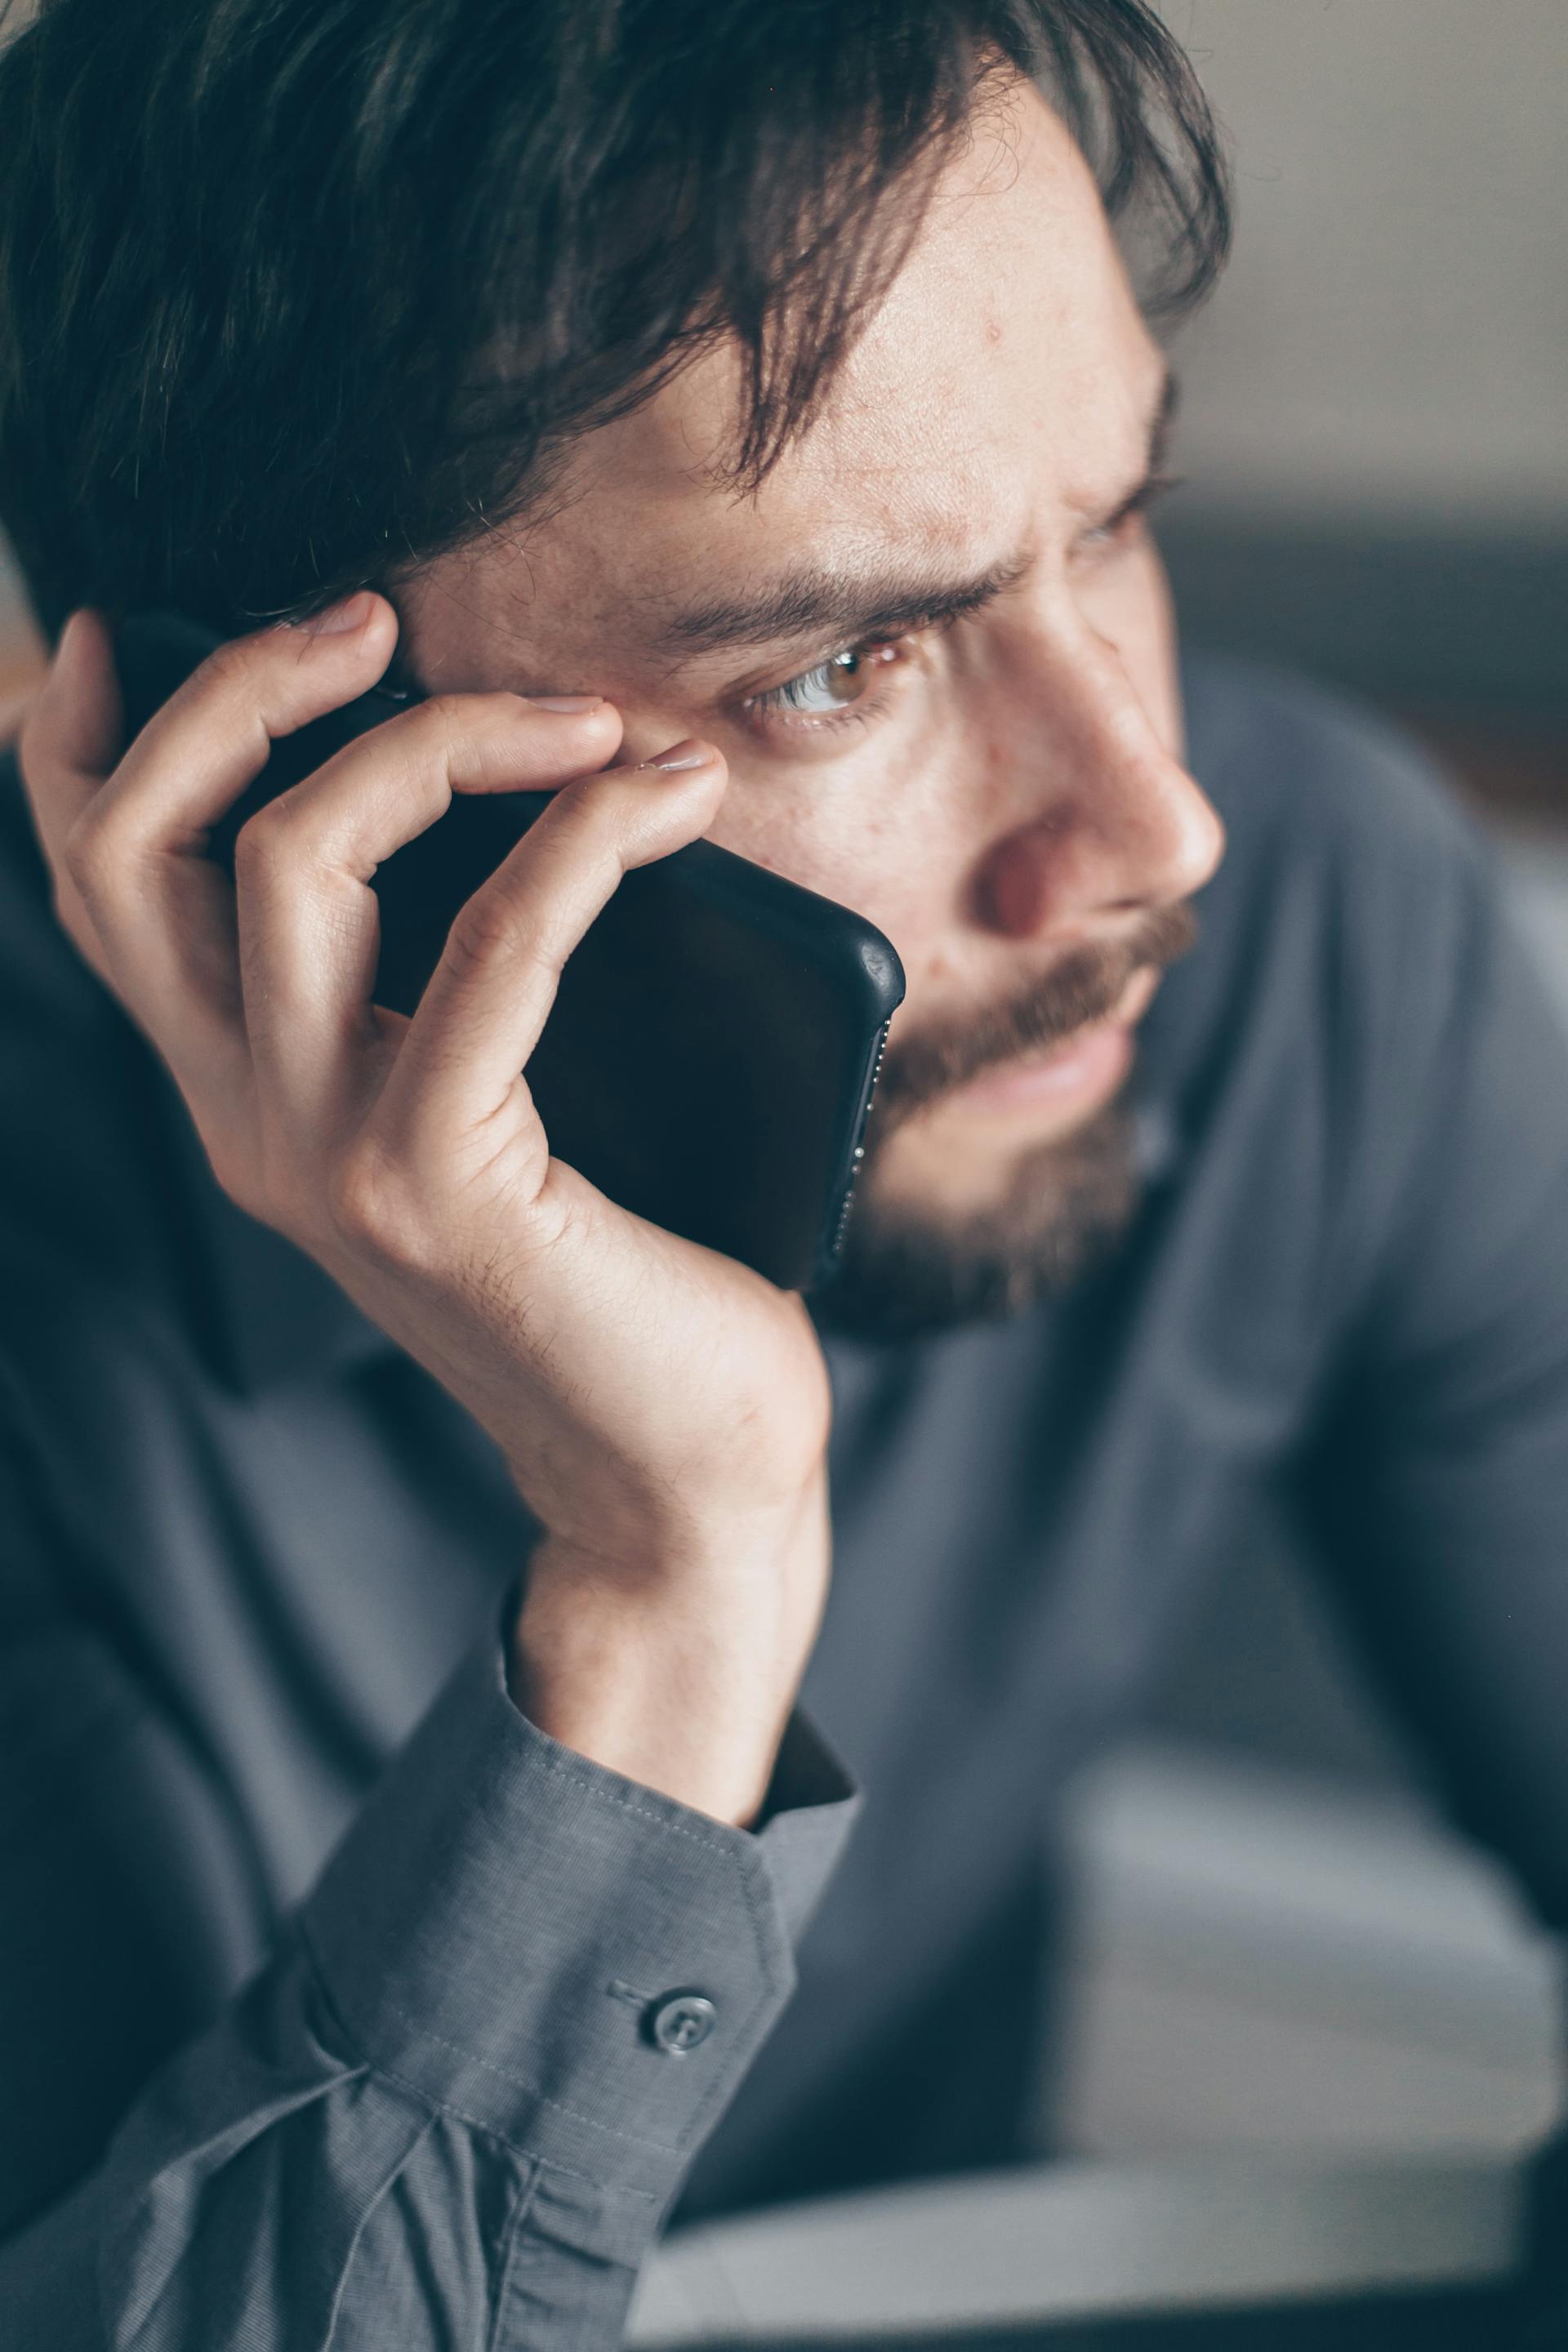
left=1055, top=1741, right=1562, bottom=2161
left=627, top=2154, right=1518, bottom=2342
left=1174, top=1, right=1568, bottom=528
left=630, top=1745, right=1550, bottom=2337
left=1503, top=835, right=1568, bottom=1030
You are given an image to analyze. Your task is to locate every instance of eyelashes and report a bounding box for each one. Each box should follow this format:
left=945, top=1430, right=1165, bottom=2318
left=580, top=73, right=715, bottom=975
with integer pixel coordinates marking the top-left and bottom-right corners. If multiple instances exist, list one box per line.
left=747, top=639, right=914, bottom=734
left=741, top=475, right=1183, bottom=743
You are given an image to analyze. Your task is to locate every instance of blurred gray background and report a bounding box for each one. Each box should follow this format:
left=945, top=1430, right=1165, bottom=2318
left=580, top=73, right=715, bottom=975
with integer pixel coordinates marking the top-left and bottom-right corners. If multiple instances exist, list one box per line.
left=2, top=0, right=1564, bottom=2183
left=1058, top=0, right=1568, bottom=2174
left=1164, top=0, right=1567, bottom=739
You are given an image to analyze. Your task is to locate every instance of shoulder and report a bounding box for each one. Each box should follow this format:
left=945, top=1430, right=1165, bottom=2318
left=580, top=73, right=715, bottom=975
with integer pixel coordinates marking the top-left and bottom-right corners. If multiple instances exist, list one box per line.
left=1160, top=657, right=1566, bottom=1322
left=1177, top=653, right=1503, bottom=1049
left=1182, top=651, right=1490, bottom=897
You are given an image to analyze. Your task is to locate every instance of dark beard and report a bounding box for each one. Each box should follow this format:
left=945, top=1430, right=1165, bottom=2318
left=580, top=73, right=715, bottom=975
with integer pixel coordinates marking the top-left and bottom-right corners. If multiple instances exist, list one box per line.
left=809, top=901, right=1196, bottom=1346
left=810, top=1093, right=1142, bottom=1343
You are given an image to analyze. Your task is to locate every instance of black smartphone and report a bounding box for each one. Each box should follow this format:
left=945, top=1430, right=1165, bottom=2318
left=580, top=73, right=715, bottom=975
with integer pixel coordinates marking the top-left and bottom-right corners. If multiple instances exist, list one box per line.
left=114, top=612, right=906, bottom=1293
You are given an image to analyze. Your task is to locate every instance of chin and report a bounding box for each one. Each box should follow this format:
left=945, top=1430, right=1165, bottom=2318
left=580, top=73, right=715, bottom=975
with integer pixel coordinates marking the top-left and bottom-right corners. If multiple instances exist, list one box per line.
left=810, top=1098, right=1143, bottom=1346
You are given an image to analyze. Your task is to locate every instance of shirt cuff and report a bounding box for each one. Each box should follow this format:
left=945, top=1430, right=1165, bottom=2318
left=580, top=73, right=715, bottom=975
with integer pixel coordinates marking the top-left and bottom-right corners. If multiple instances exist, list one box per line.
left=299, top=1619, right=861, bottom=2201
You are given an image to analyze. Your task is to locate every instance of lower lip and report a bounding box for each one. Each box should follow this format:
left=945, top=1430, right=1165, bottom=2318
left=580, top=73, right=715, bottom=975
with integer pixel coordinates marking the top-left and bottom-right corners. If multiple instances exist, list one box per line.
left=947, top=1019, right=1135, bottom=1120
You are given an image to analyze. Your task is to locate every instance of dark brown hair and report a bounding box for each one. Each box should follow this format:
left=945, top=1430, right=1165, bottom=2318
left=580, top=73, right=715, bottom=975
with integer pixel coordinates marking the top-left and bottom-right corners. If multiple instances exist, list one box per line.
left=0, top=0, right=1229, bottom=638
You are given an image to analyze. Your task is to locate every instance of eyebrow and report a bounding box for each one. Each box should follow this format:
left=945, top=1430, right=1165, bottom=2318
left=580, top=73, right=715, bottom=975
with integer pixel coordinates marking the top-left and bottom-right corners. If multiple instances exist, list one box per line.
left=655, top=365, right=1180, bottom=665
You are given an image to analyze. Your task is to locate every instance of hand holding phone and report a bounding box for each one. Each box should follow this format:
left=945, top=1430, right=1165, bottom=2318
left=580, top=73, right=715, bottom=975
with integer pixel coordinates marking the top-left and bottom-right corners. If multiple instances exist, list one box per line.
left=117, top=609, right=904, bottom=1294
left=17, top=595, right=855, bottom=1823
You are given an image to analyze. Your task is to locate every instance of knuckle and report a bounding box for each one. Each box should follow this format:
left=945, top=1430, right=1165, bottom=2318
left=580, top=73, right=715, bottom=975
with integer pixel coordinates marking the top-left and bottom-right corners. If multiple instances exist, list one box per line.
left=546, top=773, right=604, bottom=826
left=403, top=690, right=535, bottom=764
left=413, top=692, right=473, bottom=735
left=198, top=633, right=314, bottom=743
left=321, top=1152, right=388, bottom=1247
left=322, top=1143, right=423, bottom=1260
left=198, top=635, right=262, bottom=698
left=445, top=892, right=546, bottom=982
left=62, top=802, right=118, bottom=901
left=414, top=690, right=523, bottom=741
left=535, top=777, right=619, bottom=864
left=423, top=690, right=490, bottom=732
left=231, top=795, right=300, bottom=880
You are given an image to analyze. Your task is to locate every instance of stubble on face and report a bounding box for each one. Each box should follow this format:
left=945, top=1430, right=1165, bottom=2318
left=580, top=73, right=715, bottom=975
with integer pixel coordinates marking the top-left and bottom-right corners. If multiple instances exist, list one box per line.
left=813, top=899, right=1196, bottom=1343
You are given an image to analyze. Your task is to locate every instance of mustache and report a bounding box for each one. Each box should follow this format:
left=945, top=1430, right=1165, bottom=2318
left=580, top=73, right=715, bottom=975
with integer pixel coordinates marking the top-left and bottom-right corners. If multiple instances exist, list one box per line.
left=873, top=900, right=1199, bottom=1133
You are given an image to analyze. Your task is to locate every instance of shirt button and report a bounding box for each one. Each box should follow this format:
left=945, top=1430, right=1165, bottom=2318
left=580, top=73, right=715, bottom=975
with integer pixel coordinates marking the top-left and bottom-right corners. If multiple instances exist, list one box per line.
left=646, top=1990, right=717, bottom=2055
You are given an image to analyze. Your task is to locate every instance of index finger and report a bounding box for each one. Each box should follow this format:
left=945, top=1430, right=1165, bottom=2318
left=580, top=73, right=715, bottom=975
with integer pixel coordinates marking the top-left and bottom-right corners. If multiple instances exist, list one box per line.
left=42, top=595, right=401, bottom=1003
left=20, top=595, right=403, bottom=1085
left=82, top=591, right=402, bottom=866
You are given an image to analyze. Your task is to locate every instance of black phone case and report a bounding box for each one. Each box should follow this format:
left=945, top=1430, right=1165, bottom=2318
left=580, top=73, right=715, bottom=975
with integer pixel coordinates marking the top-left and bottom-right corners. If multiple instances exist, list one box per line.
left=115, top=613, right=906, bottom=1290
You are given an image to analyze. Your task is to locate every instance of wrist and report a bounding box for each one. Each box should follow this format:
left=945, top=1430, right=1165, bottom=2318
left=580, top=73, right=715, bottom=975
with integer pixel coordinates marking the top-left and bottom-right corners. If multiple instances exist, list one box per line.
left=508, top=1482, right=830, bottom=1826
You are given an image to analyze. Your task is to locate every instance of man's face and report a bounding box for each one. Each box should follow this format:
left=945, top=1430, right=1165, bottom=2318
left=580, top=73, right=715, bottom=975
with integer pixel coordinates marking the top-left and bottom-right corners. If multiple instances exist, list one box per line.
left=401, top=80, right=1225, bottom=1336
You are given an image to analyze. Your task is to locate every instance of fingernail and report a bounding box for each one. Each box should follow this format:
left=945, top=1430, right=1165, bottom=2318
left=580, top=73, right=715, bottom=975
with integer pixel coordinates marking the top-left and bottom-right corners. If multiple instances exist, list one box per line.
left=298, top=590, right=376, bottom=635
left=530, top=693, right=604, bottom=713
left=639, top=738, right=712, bottom=771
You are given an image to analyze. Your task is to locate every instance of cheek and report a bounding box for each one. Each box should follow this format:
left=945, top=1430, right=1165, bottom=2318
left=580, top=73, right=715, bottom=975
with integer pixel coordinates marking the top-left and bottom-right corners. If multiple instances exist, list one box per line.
left=705, top=728, right=968, bottom=969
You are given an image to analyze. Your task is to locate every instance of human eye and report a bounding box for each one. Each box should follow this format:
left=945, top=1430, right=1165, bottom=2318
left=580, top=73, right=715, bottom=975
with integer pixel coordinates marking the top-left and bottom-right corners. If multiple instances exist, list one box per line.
left=742, top=635, right=919, bottom=740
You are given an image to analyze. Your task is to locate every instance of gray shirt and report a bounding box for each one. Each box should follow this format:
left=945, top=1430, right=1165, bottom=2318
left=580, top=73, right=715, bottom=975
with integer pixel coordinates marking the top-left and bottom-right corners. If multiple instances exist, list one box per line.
left=2, top=657, right=1567, bottom=2345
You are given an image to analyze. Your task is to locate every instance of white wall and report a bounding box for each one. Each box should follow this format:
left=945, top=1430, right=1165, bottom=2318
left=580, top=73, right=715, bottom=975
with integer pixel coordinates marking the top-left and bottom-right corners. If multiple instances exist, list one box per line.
left=1165, top=0, right=1568, bottom=531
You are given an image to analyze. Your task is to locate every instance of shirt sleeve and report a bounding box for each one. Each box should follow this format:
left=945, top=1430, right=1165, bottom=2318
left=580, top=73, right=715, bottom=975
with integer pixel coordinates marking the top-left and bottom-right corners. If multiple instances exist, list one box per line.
left=1288, top=834, right=1568, bottom=2340
left=0, top=1592, right=861, bottom=2349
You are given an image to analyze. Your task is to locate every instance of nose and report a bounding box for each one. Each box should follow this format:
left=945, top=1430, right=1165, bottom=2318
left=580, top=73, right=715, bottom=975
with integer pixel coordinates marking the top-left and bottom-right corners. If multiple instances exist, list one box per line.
left=973, top=628, right=1224, bottom=940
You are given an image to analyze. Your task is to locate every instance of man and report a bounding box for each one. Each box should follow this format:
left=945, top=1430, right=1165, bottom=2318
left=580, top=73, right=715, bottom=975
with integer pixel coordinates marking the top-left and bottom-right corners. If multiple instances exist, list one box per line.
left=1, top=2, right=1565, bottom=2345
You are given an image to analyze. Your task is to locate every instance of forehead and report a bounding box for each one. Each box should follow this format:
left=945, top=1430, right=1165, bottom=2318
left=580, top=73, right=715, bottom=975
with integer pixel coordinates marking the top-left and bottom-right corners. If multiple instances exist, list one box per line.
left=411, top=82, right=1161, bottom=669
